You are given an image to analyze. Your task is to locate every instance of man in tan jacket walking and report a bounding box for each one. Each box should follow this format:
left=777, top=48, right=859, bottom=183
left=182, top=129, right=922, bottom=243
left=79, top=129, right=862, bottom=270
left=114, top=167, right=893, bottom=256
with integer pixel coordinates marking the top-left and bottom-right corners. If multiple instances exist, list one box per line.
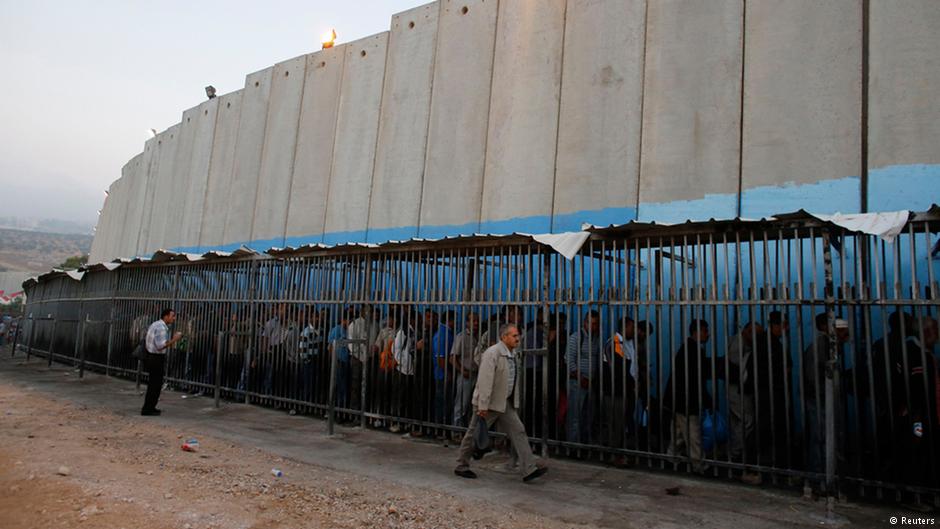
left=454, top=323, right=547, bottom=482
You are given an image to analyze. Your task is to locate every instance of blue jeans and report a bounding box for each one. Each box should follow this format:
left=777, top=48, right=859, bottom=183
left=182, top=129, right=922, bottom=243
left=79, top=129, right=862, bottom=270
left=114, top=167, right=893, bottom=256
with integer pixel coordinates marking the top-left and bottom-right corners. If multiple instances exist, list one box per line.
left=566, top=380, right=594, bottom=444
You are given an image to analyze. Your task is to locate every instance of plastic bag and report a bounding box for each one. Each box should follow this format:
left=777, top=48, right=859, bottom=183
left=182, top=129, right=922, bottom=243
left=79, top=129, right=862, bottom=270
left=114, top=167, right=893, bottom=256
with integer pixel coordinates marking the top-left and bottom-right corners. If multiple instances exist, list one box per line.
left=701, top=410, right=729, bottom=452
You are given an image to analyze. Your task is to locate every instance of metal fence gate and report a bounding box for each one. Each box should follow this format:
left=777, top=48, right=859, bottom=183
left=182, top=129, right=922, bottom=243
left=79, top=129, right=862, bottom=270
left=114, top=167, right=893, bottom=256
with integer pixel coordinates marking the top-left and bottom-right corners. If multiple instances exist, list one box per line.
left=14, top=210, right=940, bottom=505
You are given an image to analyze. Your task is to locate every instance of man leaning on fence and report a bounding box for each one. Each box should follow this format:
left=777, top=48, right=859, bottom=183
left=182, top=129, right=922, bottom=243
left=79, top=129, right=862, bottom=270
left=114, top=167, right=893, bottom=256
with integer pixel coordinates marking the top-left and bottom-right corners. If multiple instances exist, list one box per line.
left=454, top=323, right=547, bottom=482
left=141, top=308, right=183, bottom=416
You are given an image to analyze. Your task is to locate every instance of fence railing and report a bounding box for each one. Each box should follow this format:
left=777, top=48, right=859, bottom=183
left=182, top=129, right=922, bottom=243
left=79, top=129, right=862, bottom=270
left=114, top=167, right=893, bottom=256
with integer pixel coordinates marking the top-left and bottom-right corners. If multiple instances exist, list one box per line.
left=15, top=210, right=940, bottom=505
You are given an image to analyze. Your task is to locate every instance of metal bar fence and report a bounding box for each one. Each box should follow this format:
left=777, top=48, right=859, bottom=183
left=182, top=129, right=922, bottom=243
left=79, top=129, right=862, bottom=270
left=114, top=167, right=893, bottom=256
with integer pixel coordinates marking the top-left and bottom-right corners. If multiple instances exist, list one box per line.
left=15, top=214, right=940, bottom=504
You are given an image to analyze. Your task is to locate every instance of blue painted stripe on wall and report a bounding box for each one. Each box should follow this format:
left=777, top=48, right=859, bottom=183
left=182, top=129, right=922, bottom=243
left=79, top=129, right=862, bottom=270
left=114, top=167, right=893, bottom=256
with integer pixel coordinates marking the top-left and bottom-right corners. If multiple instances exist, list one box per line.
left=869, top=163, right=940, bottom=212
left=637, top=193, right=738, bottom=224
left=417, top=220, right=484, bottom=240
left=552, top=205, right=637, bottom=232
left=166, top=166, right=938, bottom=255
left=740, top=176, right=861, bottom=219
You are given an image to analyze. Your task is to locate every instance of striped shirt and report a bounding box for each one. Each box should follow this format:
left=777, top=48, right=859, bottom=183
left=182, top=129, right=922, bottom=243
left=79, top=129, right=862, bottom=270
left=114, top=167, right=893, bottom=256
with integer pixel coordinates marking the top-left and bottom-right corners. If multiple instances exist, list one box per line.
left=145, top=320, right=169, bottom=354
left=566, top=330, right=601, bottom=380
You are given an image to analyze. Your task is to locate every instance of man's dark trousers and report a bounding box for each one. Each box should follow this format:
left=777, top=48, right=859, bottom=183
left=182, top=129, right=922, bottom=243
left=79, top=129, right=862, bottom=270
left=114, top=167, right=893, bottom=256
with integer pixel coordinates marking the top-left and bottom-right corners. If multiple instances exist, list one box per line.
left=142, top=353, right=165, bottom=413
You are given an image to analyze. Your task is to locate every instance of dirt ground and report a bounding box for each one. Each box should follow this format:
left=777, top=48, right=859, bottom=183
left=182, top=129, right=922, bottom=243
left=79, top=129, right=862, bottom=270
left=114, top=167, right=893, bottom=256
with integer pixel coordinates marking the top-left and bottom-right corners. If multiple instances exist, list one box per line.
left=0, top=383, right=575, bottom=529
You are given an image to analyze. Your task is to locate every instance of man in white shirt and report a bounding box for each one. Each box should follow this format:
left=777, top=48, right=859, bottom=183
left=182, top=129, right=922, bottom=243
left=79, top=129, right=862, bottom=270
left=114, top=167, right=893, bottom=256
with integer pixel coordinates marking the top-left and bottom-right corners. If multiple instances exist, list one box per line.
left=142, top=308, right=183, bottom=416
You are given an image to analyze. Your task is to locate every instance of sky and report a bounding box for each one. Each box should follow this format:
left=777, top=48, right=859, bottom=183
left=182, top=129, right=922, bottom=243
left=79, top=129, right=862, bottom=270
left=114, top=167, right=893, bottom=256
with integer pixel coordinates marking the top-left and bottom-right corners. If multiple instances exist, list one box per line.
left=0, top=0, right=424, bottom=226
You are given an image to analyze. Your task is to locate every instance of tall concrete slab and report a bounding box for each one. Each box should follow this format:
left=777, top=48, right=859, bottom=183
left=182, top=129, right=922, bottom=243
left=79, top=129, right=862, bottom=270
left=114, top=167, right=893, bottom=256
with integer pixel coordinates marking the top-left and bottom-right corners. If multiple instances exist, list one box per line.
left=322, top=33, right=389, bottom=245
left=418, top=0, right=499, bottom=239
left=365, top=3, right=440, bottom=244
left=101, top=175, right=127, bottom=261
left=143, top=124, right=181, bottom=253
left=741, top=0, right=861, bottom=218
left=552, top=0, right=647, bottom=232
left=88, top=186, right=111, bottom=263
left=128, top=137, right=159, bottom=257
left=249, top=54, right=308, bottom=250
left=105, top=175, right=130, bottom=260
left=176, top=98, right=220, bottom=251
left=160, top=105, right=201, bottom=250
left=284, top=46, right=347, bottom=247
left=869, top=0, right=940, bottom=212
left=110, top=155, right=142, bottom=259
left=136, top=128, right=169, bottom=255
left=113, top=154, right=144, bottom=259
left=479, top=0, right=566, bottom=235
left=221, top=68, right=274, bottom=249
left=199, top=91, right=243, bottom=252
left=637, top=0, right=742, bottom=222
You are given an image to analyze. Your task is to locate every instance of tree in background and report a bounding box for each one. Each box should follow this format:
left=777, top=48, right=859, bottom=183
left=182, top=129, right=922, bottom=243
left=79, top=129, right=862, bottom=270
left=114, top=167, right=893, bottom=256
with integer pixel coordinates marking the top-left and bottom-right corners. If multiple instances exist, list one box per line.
left=58, top=254, right=88, bottom=270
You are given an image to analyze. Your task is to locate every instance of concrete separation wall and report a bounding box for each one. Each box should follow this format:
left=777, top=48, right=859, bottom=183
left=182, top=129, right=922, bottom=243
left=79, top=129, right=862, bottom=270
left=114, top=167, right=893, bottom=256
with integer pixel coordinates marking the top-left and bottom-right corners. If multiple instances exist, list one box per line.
left=198, top=91, right=243, bottom=252
left=250, top=55, right=308, bottom=249
left=418, top=0, right=498, bottom=239
left=142, top=124, right=181, bottom=254
left=322, top=34, right=389, bottom=245
left=178, top=99, right=220, bottom=250
left=552, top=0, right=646, bottom=232
left=479, top=0, right=566, bottom=235
left=222, top=68, right=273, bottom=249
left=90, top=0, right=940, bottom=262
left=160, top=106, right=201, bottom=250
left=283, top=46, right=347, bottom=248
left=740, top=0, right=861, bottom=218
left=366, top=3, right=439, bottom=244
left=868, top=0, right=940, bottom=212
left=114, top=154, right=145, bottom=259
left=637, top=0, right=742, bottom=223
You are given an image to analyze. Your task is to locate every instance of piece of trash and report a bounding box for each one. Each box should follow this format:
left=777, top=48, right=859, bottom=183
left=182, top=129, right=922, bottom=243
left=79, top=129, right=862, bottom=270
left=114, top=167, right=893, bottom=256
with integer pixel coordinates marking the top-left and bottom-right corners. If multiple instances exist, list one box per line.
left=665, top=486, right=681, bottom=496
left=186, top=438, right=198, bottom=444
left=271, top=469, right=283, bottom=478
left=181, top=442, right=199, bottom=452
left=181, top=395, right=188, bottom=399
left=57, top=466, right=71, bottom=476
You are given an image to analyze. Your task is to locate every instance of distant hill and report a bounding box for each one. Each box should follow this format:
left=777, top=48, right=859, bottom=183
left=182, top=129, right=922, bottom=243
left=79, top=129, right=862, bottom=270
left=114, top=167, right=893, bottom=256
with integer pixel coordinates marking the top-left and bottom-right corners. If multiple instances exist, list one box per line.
left=0, top=216, right=94, bottom=236
left=0, top=228, right=93, bottom=273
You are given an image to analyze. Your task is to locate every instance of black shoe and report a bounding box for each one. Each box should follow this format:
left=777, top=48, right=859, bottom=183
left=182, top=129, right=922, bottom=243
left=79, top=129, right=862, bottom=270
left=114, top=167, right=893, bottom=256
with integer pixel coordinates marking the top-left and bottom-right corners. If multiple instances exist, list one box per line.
left=140, top=409, right=162, bottom=416
left=523, top=466, right=548, bottom=483
left=454, top=468, right=477, bottom=479
left=472, top=447, right=492, bottom=460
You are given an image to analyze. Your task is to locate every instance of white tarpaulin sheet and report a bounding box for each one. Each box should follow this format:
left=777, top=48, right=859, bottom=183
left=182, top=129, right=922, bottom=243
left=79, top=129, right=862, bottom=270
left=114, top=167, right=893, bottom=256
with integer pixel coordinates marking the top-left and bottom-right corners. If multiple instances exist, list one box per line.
left=532, top=231, right=592, bottom=260
left=811, top=211, right=910, bottom=244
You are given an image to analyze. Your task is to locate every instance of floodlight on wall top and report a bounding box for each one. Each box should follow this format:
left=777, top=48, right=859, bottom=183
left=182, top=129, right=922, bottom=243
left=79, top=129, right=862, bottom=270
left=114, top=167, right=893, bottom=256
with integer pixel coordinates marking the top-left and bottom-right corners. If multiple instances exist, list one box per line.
left=205, top=85, right=217, bottom=99
left=322, top=29, right=336, bottom=49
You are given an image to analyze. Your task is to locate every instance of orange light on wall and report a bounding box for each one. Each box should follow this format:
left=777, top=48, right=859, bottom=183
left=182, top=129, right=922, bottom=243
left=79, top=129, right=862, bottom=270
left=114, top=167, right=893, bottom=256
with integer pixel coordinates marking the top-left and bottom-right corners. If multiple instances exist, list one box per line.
left=322, top=29, right=337, bottom=49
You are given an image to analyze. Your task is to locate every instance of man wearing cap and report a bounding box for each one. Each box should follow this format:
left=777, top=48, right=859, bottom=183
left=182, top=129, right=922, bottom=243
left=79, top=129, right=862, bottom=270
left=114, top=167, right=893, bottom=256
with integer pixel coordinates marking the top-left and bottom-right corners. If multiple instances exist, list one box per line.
left=802, top=313, right=850, bottom=474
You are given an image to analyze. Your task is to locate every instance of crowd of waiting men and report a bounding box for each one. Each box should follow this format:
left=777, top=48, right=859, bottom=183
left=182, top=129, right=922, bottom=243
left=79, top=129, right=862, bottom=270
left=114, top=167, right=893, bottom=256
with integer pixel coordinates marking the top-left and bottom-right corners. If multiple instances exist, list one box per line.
left=130, top=303, right=939, bottom=488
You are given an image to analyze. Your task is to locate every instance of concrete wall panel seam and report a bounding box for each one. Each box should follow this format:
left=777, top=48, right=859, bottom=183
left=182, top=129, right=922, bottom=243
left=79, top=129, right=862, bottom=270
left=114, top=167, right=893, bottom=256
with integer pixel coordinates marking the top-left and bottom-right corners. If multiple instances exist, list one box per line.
left=366, top=2, right=441, bottom=243
left=284, top=45, right=348, bottom=246
left=314, top=47, right=350, bottom=246
left=249, top=55, right=308, bottom=248
left=419, top=0, right=500, bottom=238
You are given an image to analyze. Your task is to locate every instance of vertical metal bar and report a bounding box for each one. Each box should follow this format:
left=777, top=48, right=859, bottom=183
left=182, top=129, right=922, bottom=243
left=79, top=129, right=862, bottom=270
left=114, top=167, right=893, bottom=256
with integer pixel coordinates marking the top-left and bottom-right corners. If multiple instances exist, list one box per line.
left=78, top=314, right=88, bottom=378
left=821, top=228, right=839, bottom=512
left=26, top=314, right=35, bottom=363
left=215, top=329, right=224, bottom=408
left=48, top=316, right=57, bottom=367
